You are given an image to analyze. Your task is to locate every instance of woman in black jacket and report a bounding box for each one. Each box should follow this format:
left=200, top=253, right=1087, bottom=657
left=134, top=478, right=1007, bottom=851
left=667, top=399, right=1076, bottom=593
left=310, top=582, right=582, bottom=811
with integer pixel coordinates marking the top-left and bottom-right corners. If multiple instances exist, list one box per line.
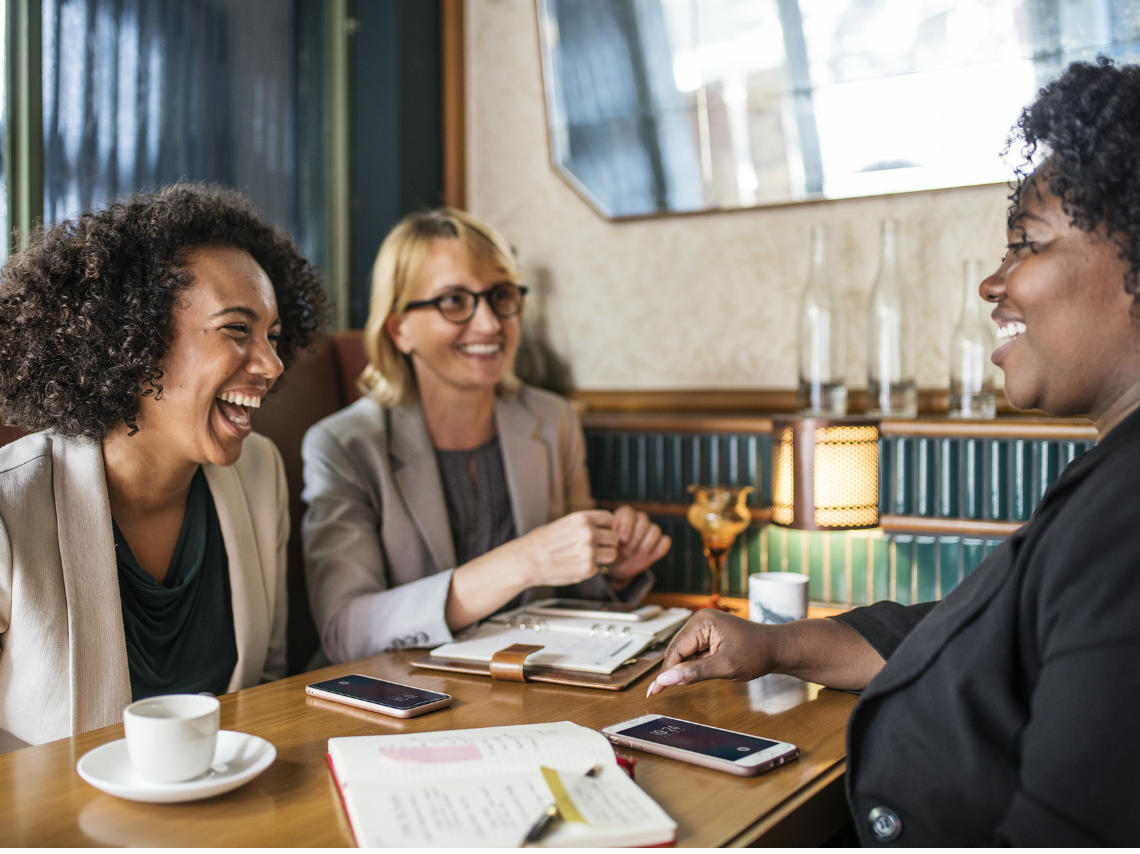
left=647, top=58, right=1140, bottom=847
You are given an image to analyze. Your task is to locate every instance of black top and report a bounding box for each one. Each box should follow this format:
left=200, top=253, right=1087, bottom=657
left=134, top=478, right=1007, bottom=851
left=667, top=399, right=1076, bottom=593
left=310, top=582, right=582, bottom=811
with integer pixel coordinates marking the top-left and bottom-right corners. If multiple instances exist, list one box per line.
left=114, top=468, right=238, bottom=700
left=833, top=407, right=1140, bottom=846
left=435, top=435, right=517, bottom=567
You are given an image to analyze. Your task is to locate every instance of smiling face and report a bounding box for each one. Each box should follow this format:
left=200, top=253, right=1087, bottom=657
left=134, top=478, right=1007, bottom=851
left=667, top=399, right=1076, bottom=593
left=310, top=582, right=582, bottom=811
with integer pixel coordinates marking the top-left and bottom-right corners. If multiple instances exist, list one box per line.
left=134, top=245, right=284, bottom=468
left=385, top=238, right=521, bottom=402
left=980, top=182, right=1139, bottom=430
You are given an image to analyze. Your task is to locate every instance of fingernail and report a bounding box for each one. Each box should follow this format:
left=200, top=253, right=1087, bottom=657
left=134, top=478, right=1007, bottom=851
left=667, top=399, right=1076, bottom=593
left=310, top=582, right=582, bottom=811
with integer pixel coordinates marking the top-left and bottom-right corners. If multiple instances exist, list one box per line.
left=645, top=678, right=657, bottom=698
left=655, top=668, right=682, bottom=687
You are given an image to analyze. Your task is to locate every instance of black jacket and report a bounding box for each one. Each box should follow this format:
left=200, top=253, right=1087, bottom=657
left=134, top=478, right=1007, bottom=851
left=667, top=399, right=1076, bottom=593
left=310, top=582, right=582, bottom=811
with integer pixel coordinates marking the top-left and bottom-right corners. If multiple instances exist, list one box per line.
left=834, top=408, right=1139, bottom=846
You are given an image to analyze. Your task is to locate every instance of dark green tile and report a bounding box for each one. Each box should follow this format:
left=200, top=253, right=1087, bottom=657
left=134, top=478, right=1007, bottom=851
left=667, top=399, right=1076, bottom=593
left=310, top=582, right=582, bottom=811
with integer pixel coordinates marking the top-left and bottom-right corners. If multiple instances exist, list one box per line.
left=914, top=438, right=935, bottom=516
left=937, top=536, right=961, bottom=598
left=878, top=437, right=892, bottom=513
left=798, top=531, right=820, bottom=602
left=748, top=524, right=765, bottom=575
left=937, top=437, right=958, bottom=517
left=892, top=535, right=914, bottom=605
left=983, top=537, right=1006, bottom=559
left=983, top=439, right=1008, bottom=520
left=915, top=536, right=937, bottom=602
left=872, top=536, right=891, bottom=603
left=632, top=434, right=648, bottom=501
left=891, top=437, right=912, bottom=515
left=828, top=531, right=848, bottom=605
left=788, top=528, right=801, bottom=578
left=848, top=534, right=870, bottom=606
left=1009, top=439, right=1031, bottom=521
left=617, top=434, right=632, bottom=496
left=960, top=438, right=984, bottom=519
left=961, top=537, right=986, bottom=579
left=667, top=434, right=685, bottom=502
left=766, top=524, right=787, bottom=575
left=702, top=435, right=721, bottom=483
left=649, top=434, right=666, bottom=502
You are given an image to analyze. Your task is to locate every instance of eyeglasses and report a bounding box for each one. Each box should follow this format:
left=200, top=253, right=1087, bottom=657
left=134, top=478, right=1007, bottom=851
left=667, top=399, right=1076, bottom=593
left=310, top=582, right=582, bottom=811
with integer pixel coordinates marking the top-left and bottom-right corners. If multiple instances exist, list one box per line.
left=403, top=283, right=528, bottom=324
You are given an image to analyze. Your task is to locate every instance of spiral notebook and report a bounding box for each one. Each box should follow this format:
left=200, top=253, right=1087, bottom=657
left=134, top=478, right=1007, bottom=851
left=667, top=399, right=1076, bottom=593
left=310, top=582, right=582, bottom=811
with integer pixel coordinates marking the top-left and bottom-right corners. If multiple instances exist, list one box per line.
left=412, top=606, right=690, bottom=690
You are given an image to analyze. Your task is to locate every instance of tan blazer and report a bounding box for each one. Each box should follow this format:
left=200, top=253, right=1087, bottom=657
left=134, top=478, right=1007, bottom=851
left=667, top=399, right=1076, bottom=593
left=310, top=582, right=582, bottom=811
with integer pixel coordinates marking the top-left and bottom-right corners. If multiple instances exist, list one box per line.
left=302, top=385, right=649, bottom=664
left=0, top=431, right=288, bottom=750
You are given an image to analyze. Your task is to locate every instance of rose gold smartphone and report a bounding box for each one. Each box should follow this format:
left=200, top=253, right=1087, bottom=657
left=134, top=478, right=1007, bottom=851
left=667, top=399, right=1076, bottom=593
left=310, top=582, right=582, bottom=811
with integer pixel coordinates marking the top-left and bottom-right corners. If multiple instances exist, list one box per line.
left=305, top=674, right=452, bottom=718
left=602, top=714, right=799, bottom=776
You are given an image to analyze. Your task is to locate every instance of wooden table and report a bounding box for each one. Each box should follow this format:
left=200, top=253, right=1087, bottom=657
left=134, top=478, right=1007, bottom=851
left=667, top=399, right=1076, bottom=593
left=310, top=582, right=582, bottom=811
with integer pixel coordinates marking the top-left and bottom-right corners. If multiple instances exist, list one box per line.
left=0, top=651, right=856, bottom=847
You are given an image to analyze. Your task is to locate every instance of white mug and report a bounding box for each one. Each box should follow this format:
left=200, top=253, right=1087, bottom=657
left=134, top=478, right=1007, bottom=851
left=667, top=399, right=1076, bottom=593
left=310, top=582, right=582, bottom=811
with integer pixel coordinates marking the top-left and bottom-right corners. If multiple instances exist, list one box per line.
left=123, top=693, right=220, bottom=783
left=748, top=572, right=809, bottom=624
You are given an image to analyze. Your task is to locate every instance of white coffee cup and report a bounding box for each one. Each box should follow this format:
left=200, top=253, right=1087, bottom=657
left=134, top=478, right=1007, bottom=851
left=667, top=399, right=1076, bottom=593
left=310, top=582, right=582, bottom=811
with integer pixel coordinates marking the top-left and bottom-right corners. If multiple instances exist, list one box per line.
left=748, top=572, right=809, bottom=624
left=123, top=694, right=220, bottom=783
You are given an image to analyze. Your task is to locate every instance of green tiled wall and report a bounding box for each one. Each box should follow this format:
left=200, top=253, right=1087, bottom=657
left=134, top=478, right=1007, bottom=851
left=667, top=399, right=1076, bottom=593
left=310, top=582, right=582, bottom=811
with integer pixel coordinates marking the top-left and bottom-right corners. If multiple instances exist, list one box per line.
left=878, top=435, right=1093, bottom=521
left=586, top=432, right=772, bottom=506
left=586, top=427, right=1087, bottom=606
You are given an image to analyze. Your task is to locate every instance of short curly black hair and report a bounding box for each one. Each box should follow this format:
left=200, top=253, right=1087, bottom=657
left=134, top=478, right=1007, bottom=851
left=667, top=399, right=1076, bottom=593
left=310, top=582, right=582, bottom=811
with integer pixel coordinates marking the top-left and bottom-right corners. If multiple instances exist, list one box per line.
left=1005, top=57, right=1140, bottom=302
left=0, top=182, right=328, bottom=439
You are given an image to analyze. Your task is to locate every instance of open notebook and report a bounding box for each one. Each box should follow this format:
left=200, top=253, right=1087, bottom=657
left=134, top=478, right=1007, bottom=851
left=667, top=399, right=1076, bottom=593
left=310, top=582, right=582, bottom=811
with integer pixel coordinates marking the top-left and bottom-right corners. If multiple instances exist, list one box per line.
left=326, top=721, right=676, bottom=848
left=428, top=607, right=692, bottom=675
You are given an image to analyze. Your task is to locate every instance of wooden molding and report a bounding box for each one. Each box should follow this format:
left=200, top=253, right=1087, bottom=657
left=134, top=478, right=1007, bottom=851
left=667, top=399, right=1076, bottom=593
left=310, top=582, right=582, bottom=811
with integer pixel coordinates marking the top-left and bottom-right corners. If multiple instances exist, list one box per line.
left=598, top=500, right=1022, bottom=539
left=597, top=500, right=771, bottom=523
left=581, top=411, right=775, bottom=434
left=878, top=514, right=1022, bottom=537
left=878, top=418, right=1095, bottom=440
left=570, top=386, right=1053, bottom=419
left=440, top=0, right=465, bottom=209
left=571, top=388, right=799, bottom=414
left=645, top=591, right=848, bottom=618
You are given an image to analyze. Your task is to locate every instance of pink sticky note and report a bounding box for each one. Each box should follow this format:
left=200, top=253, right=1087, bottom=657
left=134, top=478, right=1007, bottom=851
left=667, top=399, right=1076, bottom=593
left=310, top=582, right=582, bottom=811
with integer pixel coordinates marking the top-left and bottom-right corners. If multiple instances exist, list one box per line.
left=378, top=744, right=483, bottom=762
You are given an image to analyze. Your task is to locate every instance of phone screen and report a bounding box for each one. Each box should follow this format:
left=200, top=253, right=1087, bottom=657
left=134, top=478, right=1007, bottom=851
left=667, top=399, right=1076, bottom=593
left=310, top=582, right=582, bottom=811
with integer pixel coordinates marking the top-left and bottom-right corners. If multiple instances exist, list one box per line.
left=542, top=599, right=643, bottom=613
left=309, top=675, right=449, bottom=710
left=621, top=717, right=779, bottom=760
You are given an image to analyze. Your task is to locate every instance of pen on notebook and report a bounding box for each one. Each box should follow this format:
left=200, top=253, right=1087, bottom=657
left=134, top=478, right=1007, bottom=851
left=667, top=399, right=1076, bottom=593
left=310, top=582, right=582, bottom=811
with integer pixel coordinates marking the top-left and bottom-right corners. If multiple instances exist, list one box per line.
left=520, top=763, right=602, bottom=846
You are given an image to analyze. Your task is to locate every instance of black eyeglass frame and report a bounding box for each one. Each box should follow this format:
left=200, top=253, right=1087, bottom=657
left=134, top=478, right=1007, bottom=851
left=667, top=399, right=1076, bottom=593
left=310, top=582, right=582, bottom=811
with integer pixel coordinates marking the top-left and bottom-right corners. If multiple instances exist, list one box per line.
left=402, top=283, right=529, bottom=324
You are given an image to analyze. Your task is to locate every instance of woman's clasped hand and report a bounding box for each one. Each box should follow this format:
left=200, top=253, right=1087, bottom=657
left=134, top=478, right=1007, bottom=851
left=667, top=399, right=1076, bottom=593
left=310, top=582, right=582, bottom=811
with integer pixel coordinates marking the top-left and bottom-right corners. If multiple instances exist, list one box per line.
left=497, top=506, right=671, bottom=590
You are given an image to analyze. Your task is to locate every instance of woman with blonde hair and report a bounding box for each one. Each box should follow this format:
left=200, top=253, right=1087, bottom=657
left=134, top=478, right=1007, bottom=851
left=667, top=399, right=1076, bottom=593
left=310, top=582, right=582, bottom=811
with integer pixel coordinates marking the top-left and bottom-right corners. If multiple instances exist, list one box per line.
left=302, top=208, right=669, bottom=662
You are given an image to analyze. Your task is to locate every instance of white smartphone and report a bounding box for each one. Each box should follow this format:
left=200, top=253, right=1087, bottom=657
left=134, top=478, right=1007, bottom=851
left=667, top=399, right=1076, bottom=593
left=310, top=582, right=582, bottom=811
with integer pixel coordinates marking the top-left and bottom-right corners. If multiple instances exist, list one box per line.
left=523, top=598, right=663, bottom=621
left=305, top=674, right=452, bottom=718
left=601, top=714, right=799, bottom=776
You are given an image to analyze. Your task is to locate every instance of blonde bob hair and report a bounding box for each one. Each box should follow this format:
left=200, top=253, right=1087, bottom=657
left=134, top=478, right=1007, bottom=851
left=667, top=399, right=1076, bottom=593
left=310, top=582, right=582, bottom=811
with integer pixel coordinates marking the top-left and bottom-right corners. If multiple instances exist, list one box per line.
left=359, top=208, right=522, bottom=405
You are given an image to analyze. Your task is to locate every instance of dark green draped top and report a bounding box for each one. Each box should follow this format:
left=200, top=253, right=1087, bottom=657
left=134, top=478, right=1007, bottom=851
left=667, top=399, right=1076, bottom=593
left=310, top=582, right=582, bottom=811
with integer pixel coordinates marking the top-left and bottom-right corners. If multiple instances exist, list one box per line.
left=113, top=467, right=237, bottom=700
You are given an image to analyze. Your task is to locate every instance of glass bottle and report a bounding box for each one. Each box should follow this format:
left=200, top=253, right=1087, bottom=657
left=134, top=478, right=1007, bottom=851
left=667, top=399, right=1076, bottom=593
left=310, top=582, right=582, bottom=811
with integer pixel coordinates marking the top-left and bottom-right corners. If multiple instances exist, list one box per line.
left=797, top=225, right=847, bottom=415
left=948, top=258, right=996, bottom=418
left=866, top=218, right=917, bottom=417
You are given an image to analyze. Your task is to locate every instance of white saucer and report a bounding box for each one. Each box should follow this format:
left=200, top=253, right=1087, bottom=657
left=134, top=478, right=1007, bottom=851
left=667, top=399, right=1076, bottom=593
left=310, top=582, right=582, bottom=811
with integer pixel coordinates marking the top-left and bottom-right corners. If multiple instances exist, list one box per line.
left=76, top=729, right=276, bottom=803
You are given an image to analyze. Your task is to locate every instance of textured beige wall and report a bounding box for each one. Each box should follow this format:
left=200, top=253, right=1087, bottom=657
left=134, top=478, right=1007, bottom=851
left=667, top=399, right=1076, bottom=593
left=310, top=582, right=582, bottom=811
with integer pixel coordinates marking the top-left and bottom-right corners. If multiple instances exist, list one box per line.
left=466, top=0, right=1011, bottom=391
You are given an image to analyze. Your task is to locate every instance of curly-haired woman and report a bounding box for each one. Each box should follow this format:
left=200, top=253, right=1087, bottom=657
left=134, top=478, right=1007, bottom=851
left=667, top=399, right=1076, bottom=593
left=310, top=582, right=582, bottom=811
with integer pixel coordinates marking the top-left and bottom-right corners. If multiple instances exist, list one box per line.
left=0, top=183, right=327, bottom=750
left=647, top=59, right=1139, bottom=845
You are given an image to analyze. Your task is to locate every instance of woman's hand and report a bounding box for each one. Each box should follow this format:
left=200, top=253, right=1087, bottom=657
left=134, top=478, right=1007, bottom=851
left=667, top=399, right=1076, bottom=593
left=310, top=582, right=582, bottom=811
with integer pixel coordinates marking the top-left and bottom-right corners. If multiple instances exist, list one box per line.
left=646, top=610, right=774, bottom=696
left=510, top=509, right=621, bottom=588
left=646, top=609, right=887, bottom=695
left=606, top=505, right=671, bottom=587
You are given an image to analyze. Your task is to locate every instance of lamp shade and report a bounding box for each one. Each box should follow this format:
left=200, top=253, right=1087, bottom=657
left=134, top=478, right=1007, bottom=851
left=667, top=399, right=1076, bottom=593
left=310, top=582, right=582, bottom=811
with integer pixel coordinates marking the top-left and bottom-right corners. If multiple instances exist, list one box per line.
left=771, top=417, right=879, bottom=530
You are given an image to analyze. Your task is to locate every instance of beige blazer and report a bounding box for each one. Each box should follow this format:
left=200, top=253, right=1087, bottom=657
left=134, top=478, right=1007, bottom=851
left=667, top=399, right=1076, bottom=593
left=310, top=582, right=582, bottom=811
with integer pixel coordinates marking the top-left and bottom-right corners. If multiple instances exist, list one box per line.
left=0, top=431, right=288, bottom=750
left=302, top=385, right=649, bottom=664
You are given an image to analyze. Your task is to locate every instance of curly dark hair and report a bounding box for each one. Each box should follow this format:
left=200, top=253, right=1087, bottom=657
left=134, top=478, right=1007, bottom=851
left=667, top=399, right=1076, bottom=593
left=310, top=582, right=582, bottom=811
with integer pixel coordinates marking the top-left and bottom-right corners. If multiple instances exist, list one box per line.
left=1005, top=56, right=1140, bottom=302
left=0, top=183, right=328, bottom=439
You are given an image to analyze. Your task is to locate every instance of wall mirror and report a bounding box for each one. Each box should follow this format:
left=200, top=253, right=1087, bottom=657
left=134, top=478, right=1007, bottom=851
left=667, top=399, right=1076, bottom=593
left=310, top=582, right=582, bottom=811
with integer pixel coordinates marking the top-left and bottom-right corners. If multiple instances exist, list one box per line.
left=537, top=0, right=1139, bottom=219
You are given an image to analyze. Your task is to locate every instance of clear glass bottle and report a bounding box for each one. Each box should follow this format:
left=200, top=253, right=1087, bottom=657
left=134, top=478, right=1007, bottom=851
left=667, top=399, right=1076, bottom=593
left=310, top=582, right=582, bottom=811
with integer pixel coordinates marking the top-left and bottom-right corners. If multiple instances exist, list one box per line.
left=866, top=218, right=917, bottom=417
left=797, top=225, right=847, bottom=415
left=948, top=258, right=996, bottom=418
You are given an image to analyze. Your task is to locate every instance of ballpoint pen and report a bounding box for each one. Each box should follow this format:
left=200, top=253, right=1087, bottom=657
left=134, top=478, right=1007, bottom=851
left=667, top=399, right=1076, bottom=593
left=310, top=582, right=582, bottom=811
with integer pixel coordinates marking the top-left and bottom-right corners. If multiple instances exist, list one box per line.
left=520, top=763, right=602, bottom=846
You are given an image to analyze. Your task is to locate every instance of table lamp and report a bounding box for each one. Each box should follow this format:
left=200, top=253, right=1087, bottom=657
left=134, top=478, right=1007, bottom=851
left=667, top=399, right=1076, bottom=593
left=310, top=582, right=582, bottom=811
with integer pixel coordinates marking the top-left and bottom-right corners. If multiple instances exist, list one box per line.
left=770, top=417, right=879, bottom=530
